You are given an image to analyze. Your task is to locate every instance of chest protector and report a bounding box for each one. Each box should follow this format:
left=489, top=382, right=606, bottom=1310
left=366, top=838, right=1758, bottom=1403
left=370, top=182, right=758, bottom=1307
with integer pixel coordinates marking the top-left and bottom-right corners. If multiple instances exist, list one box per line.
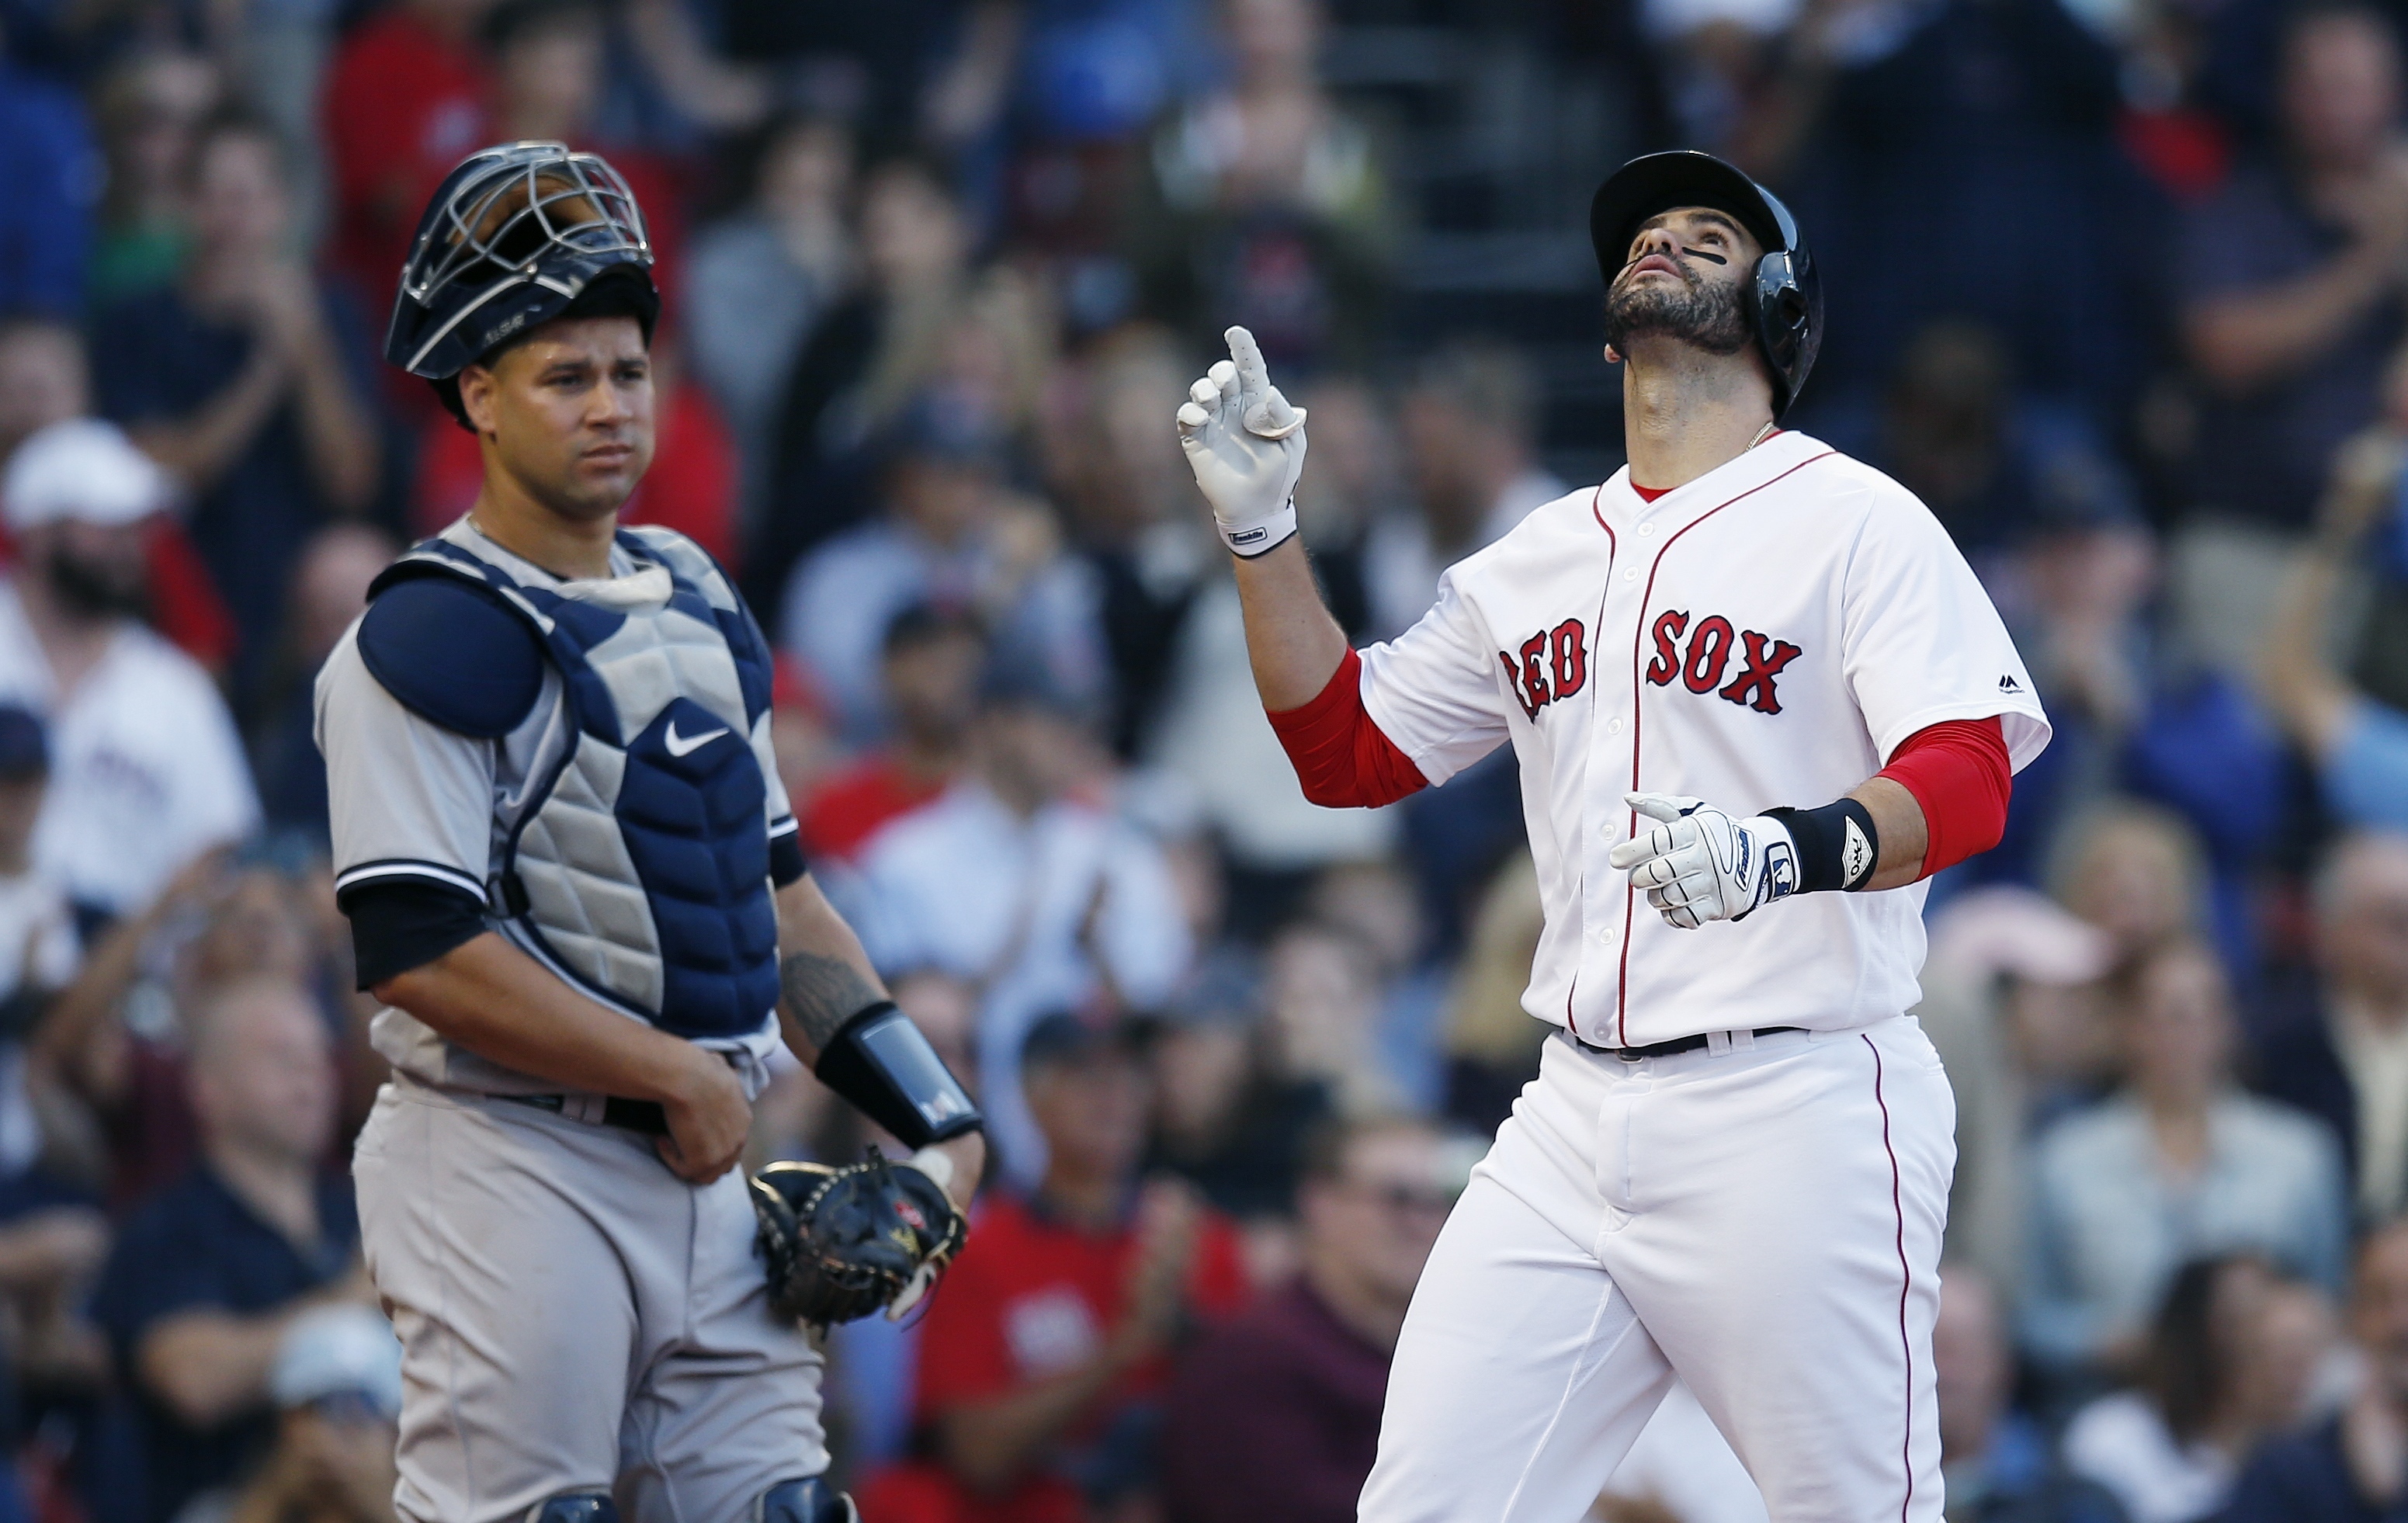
left=366, top=527, right=781, bottom=1039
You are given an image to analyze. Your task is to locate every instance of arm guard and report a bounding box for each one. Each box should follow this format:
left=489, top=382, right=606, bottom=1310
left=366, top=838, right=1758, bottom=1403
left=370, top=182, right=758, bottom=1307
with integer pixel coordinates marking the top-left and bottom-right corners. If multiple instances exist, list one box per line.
left=814, top=1001, right=984, bottom=1147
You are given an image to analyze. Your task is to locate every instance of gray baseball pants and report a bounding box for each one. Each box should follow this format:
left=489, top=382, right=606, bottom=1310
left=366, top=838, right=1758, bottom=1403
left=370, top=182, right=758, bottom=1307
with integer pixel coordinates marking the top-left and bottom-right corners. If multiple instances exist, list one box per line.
left=353, top=1078, right=829, bottom=1523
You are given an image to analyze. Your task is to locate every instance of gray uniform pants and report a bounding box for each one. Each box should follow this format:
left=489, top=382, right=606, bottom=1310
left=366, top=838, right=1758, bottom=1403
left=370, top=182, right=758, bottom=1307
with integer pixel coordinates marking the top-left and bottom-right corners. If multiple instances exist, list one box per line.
left=354, top=1080, right=828, bottom=1523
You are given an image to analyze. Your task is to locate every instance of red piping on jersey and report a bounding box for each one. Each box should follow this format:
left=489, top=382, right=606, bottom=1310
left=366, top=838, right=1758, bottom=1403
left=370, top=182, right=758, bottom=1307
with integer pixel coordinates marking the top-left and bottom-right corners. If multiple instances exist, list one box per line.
left=1616, top=450, right=1835, bottom=1045
left=1878, top=717, right=2011, bottom=878
left=1261, top=647, right=1428, bottom=808
left=1866, top=1033, right=1917, bottom=1523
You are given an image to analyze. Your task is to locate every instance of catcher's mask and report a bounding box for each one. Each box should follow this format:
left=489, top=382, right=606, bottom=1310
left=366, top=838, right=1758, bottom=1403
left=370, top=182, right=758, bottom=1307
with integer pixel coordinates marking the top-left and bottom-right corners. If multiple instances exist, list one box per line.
left=384, top=141, right=659, bottom=425
left=1587, top=150, right=1823, bottom=419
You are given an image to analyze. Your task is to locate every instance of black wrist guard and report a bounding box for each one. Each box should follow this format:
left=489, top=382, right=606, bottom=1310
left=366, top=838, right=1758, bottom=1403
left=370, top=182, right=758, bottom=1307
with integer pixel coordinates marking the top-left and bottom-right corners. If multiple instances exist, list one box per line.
left=1763, top=798, right=1881, bottom=893
left=814, top=1001, right=984, bottom=1147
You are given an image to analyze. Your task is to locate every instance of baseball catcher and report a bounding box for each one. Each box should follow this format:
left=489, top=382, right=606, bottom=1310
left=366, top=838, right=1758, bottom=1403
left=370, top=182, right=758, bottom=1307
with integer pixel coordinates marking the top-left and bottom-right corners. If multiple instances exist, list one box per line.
left=324, top=141, right=984, bottom=1523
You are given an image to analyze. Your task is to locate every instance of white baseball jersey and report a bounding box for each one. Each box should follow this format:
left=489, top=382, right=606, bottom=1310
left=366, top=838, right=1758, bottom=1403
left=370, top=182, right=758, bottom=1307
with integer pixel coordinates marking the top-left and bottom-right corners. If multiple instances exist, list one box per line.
left=1356, top=429, right=2050, bottom=1048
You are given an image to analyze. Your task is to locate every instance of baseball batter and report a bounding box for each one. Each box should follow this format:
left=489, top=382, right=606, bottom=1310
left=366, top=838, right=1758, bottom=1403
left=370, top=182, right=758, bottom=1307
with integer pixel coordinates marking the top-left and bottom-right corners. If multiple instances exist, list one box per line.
left=316, top=143, right=985, bottom=1523
left=1178, top=150, right=2050, bottom=1521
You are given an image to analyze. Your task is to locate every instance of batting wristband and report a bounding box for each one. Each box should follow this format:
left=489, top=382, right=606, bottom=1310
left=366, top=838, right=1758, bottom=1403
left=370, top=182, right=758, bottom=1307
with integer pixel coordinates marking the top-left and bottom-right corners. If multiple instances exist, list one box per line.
left=1220, top=498, right=1299, bottom=558
left=1762, top=798, right=1880, bottom=893
left=814, top=1001, right=984, bottom=1148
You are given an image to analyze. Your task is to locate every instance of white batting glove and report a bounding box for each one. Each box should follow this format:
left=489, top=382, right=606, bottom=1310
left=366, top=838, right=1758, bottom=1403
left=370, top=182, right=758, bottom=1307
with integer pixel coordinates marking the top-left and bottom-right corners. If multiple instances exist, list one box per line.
left=1608, top=792, right=1800, bottom=928
left=1176, top=325, right=1307, bottom=557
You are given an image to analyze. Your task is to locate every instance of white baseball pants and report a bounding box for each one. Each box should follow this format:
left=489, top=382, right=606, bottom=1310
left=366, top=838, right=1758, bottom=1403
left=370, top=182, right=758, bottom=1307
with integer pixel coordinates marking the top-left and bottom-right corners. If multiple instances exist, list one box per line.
left=1361, top=1017, right=1953, bottom=1523
left=353, top=1079, right=831, bottom=1523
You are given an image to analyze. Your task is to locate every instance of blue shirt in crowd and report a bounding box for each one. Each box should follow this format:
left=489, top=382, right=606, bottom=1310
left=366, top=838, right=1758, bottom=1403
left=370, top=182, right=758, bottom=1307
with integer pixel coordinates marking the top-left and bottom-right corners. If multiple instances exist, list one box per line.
left=2221, top=1416, right=2408, bottom=1522
left=0, top=61, right=98, bottom=317
left=88, top=1165, right=359, bottom=1523
left=2023, top=1091, right=2349, bottom=1371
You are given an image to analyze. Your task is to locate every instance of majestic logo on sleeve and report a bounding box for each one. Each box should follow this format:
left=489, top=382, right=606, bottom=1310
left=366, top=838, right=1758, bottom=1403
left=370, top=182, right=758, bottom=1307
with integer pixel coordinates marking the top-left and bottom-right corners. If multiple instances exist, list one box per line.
left=1643, top=610, right=1803, bottom=714
left=1499, top=618, right=1587, bottom=720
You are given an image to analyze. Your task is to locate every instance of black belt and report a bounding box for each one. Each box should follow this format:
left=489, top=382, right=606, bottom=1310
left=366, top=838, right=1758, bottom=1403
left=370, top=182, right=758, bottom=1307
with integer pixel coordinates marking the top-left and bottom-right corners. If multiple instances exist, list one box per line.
left=501, top=1093, right=670, bottom=1135
left=1572, top=1026, right=1804, bottom=1062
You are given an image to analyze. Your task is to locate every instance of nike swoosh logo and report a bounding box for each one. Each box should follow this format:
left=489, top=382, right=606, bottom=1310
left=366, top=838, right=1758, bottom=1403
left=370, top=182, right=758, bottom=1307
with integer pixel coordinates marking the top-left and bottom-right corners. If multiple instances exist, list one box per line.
left=663, top=720, right=730, bottom=758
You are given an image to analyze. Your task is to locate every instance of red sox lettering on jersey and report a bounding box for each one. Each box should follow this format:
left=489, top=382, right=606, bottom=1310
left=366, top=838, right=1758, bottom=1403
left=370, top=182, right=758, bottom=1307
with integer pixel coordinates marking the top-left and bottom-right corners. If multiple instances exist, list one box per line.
left=1354, top=431, right=2051, bottom=1049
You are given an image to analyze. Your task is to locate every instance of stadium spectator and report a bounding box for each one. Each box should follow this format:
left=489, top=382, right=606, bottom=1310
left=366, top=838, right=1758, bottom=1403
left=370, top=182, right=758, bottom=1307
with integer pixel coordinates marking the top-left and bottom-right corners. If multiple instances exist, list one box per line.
left=1137, top=0, right=1390, bottom=372
left=1160, top=1115, right=1453, bottom=1523
left=2171, top=2, right=2408, bottom=671
left=800, top=602, right=983, bottom=863
left=1053, top=328, right=1222, bottom=758
left=684, top=115, right=855, bottom=523
left=0, top=317, right=84, bottom=464
left=0, top=419, right=258, bottom=924
left=2047, top=800, right=2212, bottom=973
left=85, top=50, right=217, bottom=304
left=0, top=40, right=99, bottom=317
left=246, top=526, right=396, bottom=845
left=2220, top=1218, right=2408, bottom=1521
left=88, top=976, right=365, bottom=1523
left=2062, top=1256, right=2332, bottom=1523
left=1436, top=849, right=1548, bottom=1135
left=319, top=0, right=493, bottom=316
left=2250, top=833, right=2408, bottom=1219
left=1263, top=918, right=1400, bottom=1120
left=758, top=155, right=977, bottom=599
left=90, top=114, right=382, bottom=709
left=872, top=1010, right=1251, bottom=1523
left=480, top=0, right=685, bottom=296
left=1918, top=886, right=2116, bottom=1301
left=1935, top=1265, right=2129, bottom=1523
left=0, top=705, right=77, bottom=1167
left=779, top=389, right=1102, bottom=746
left=2025, top=940, right=2349, bottom=1377
left=1361, top=339, right=1563, bottom=641
left=180, top=1304, right=401, bottom=1523
left=2261, top=407, right=2408, bottom=834
left=849, top=670, right=1190, bottom=1185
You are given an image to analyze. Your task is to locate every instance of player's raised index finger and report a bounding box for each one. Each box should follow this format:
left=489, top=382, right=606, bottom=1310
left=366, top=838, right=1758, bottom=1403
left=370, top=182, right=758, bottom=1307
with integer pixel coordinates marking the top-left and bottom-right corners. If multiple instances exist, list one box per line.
left=1225, top=326, right=1272, bottom=398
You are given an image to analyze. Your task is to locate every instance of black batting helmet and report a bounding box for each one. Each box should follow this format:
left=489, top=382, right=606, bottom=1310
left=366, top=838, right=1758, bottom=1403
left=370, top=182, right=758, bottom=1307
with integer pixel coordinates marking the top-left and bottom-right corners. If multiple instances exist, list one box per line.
left=1588, top=151, right=1822, bottom=418
left=384, top=141, right=658, bottom=421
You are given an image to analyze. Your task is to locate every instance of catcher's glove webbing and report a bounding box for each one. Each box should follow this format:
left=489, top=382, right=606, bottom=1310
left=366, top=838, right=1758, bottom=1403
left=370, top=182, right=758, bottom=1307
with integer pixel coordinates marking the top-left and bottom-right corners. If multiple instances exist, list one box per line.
left=751, top=1149, right=966, bottom=1327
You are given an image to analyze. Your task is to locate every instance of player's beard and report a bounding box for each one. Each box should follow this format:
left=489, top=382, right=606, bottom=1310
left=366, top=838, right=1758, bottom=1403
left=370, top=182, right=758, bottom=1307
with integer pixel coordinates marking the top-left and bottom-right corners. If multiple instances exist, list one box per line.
left=1603, top=262, right=1752, bottom=357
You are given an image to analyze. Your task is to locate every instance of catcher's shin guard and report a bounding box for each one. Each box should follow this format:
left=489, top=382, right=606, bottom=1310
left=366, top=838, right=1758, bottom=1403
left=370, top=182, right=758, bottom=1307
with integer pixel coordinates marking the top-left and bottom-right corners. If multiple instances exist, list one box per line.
left=756, top=1476, right=857, bottom=1523
left=526, top=1495, right=618, bottom=1522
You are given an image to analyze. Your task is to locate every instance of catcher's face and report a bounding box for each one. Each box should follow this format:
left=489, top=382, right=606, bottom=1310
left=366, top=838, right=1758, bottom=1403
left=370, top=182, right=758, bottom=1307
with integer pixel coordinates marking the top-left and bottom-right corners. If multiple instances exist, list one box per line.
left=461, top=315, right=656, bottom=522
left=1602, top=207, right=1760, bottom=363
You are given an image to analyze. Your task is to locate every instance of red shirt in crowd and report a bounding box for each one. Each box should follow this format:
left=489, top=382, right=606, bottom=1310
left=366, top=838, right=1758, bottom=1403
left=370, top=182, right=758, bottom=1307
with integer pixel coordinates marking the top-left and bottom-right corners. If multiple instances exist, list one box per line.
left=800, top=757, right=953, bottom=862
left=322, top=5, right=492, bottom=315
left=868, top=1191, right=1253, bottom=1523
left=409, top=380, right=738, bottom=567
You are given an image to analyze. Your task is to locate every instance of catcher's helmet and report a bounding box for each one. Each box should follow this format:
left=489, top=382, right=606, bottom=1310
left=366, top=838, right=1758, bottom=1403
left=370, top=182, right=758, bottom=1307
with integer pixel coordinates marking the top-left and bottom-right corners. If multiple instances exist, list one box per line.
left=1588, top=151, right=1822, bottom=418
left=383, top=141, right=657, bottom=390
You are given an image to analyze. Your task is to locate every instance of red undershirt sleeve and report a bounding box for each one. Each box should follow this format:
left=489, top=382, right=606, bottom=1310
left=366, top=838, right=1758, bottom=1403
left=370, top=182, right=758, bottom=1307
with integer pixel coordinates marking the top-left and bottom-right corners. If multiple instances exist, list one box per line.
left=1264, top=649, right=1430, bottom=809
left=1875, top=716, right=2012, bottom=879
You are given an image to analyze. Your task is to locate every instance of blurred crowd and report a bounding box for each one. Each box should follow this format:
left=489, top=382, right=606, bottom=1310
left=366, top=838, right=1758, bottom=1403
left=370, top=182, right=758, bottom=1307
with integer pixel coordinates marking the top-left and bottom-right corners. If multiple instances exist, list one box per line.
left=3, top=0, right=2408, bottom=1515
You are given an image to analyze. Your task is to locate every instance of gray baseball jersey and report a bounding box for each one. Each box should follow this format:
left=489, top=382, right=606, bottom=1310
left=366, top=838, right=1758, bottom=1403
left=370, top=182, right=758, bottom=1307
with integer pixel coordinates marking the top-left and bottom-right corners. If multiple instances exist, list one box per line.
left=317, top=518, right=826, bottom=1523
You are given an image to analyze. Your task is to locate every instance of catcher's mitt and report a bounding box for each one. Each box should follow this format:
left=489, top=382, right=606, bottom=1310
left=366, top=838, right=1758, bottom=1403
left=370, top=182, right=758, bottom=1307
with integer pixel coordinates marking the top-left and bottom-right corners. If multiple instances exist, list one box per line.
left=750, top=1149, right=966, bottom=1327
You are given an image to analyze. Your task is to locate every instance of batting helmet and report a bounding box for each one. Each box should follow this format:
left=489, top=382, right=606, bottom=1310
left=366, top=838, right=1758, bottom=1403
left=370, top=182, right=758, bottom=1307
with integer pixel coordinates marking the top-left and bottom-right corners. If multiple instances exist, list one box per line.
left=384, top=141, right=658, bottom=418
left=1588, top=150, right=1822, bottom=418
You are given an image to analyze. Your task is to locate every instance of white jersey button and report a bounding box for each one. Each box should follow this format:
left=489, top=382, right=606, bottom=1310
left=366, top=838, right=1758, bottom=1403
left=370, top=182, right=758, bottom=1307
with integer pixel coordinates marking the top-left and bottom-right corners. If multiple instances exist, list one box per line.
left=1608, top=716, right=1625, bottom=734
left=1622, top=568, right=1637, bottom=582
left=1638, top=522, right=1657, bottom=536
left=1593, top=924, right=1615, bottom=944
